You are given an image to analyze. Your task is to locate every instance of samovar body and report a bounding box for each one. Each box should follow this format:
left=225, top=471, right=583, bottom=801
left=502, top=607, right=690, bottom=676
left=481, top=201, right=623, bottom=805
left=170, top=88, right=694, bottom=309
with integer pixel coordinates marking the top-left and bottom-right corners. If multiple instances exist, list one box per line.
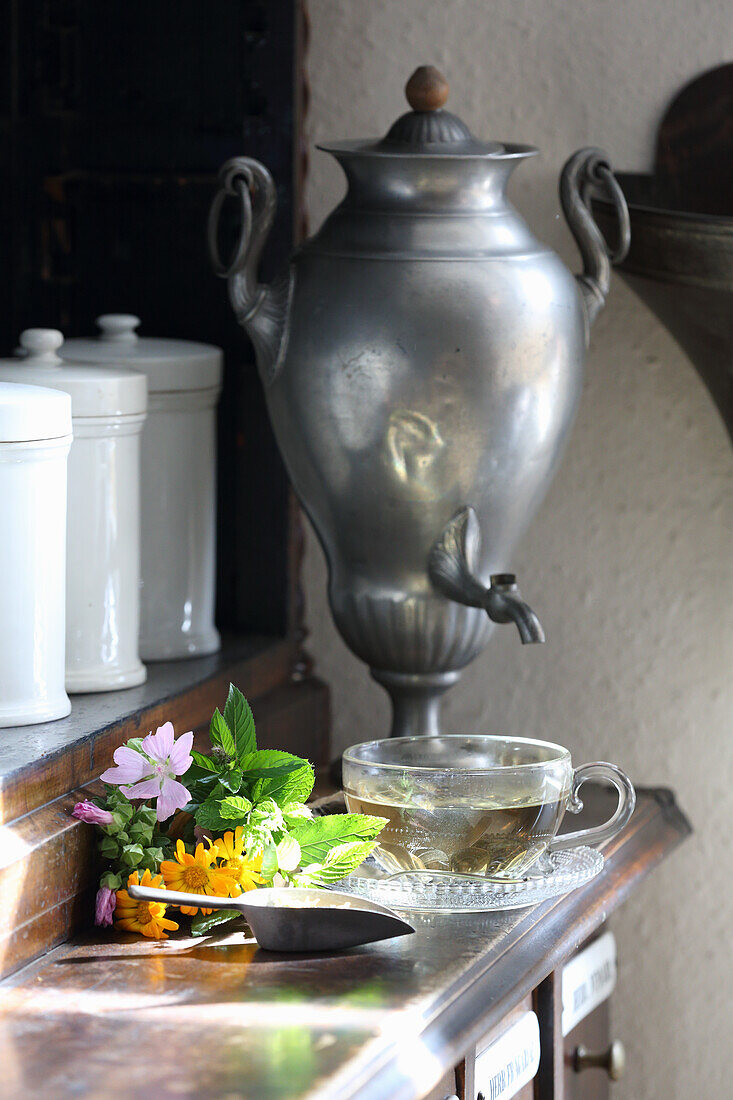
left=210, top=68, right=629, bottom=736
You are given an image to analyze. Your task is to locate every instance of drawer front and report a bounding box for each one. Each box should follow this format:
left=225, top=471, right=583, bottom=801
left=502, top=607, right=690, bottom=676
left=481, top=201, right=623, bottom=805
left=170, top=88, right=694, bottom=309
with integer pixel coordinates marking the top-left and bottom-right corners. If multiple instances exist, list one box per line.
left=463, top=998, right=538, bottom=1100
left=561, top=931, right=617, bottom=1037
left=534, top=930, right=624, bottom=1099
left=563, top=999, right=611, bottom=1100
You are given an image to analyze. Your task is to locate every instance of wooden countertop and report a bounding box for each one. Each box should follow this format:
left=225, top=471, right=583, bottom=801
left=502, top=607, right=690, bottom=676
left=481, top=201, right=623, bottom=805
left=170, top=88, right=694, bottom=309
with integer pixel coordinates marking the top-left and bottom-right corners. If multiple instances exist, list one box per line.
left=0, top=787, right=689, bottom=1100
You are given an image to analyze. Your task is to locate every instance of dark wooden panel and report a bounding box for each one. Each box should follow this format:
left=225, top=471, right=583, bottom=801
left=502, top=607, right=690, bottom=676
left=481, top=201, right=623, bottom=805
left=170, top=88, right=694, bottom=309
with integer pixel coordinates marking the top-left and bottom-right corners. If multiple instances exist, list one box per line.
left=534, top=969, right=564, bottom=1099
left=0, top=0, right=300, bottom=636
left=655, top=62, right=733, bottom=215
left=0, top=790, right=95, bottom=943
left=0, top=895, right=92, bottom=987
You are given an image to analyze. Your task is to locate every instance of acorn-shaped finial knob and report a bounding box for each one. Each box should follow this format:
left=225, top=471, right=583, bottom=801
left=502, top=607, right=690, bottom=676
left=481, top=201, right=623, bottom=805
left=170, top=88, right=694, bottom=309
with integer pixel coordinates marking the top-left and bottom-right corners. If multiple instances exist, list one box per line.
left=405, top=66, right=449, bottom=112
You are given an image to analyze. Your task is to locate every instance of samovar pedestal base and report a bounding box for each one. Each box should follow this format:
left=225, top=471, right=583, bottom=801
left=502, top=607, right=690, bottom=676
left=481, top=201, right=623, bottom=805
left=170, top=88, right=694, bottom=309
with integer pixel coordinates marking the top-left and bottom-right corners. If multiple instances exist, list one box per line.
left=370, top=669, right=462, bottom=738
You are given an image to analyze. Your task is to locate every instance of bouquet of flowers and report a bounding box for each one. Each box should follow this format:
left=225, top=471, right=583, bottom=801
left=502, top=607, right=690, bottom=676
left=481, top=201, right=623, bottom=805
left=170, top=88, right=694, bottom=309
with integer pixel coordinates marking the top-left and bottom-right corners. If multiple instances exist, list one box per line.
left=72, top=684, right=385, bottom=939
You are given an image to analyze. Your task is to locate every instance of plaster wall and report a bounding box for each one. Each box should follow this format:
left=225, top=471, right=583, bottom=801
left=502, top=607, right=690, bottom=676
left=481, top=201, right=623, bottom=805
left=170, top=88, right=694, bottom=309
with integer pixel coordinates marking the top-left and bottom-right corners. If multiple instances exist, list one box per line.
left=301, top=3, right=733, bottom=1096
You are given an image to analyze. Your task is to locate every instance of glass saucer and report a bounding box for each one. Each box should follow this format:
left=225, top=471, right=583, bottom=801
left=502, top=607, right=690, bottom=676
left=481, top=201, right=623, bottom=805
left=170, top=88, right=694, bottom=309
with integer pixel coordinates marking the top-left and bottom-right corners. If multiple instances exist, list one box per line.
left=334, top=847, right=604, bottom=912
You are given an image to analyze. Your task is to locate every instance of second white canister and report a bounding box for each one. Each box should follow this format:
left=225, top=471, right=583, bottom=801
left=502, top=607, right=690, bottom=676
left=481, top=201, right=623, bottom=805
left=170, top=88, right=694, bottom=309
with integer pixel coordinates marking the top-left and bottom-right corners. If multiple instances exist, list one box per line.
left=0, top=381, right=72, bottom=726
left=63, top=315, right=223, bottom=660
left=0, top=329, right=148, bottom=693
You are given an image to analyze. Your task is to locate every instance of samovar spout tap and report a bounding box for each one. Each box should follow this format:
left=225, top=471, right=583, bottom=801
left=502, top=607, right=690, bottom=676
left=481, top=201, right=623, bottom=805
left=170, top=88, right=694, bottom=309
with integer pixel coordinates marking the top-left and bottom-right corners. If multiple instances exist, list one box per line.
left=484, top=574, right=545, bottom=644
left=428, top=506, right=545, bottom=645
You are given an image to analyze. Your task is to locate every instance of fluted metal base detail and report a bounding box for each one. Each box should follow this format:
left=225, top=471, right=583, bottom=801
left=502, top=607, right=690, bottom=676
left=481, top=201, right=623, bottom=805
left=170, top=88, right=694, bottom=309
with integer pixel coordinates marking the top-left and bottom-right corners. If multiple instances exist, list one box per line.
left=370, top=668, right=462, bottom=738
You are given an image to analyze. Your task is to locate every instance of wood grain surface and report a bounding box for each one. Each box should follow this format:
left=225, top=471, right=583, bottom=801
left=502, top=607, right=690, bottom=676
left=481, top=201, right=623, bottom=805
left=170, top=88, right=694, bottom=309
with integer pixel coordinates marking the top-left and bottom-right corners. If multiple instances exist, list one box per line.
left=0, top=787, right=690, bottom=1100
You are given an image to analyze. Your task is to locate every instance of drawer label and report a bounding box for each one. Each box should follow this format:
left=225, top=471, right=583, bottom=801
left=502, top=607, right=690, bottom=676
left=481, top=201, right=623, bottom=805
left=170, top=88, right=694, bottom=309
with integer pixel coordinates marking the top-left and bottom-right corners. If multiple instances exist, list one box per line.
left=562, top=930, right=617, bottom=1036
left=475, top=1011, right=540, bottom=1100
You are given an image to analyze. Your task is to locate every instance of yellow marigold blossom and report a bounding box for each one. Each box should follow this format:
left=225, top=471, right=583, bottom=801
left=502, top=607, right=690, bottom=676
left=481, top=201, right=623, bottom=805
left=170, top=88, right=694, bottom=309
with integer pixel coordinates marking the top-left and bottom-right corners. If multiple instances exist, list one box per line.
left=115, top=868, right=179, bottom=940
left=160, top=839, right=237, bottom=915
left=214, top=827, right=264, bottom=893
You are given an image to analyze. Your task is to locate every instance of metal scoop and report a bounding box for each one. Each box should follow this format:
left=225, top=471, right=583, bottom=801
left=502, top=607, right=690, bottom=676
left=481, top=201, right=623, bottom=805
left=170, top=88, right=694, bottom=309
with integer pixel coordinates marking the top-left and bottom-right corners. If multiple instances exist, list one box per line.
left=128, top=883, right=415, bottom=952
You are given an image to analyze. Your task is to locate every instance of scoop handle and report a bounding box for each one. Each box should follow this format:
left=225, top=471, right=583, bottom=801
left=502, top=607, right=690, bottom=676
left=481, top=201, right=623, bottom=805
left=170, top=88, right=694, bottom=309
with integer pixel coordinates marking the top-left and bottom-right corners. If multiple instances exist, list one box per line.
left=128, top=883, right=243, bottom=912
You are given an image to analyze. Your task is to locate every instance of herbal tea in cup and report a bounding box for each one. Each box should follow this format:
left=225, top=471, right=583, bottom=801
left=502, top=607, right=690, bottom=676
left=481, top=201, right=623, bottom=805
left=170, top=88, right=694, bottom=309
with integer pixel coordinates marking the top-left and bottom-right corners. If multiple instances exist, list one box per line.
left=342, top=736, right=635, bottom=879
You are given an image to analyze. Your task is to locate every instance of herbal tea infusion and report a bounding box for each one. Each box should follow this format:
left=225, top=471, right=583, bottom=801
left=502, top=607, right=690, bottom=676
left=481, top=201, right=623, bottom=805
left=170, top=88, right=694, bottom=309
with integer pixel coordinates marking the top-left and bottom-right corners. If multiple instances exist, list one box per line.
left=343, top=735, right=636, bottom=882
left=344, top=791, right=567, bottom=877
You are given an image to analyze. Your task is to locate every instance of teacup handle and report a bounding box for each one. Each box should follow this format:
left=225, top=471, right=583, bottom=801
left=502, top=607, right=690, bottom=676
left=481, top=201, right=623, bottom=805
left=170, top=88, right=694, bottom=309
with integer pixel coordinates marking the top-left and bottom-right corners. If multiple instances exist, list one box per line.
left=551, top=762, right=636, bottom=852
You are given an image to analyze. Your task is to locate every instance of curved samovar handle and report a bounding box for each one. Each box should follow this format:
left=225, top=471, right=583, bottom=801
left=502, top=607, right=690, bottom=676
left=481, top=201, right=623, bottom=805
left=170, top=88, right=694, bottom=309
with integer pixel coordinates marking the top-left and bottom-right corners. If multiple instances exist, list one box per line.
left=560, top=148, right=631, bottom=336
left=208, top=157, right=291, bottom=385
left=208, top=156, right=277, bottom=325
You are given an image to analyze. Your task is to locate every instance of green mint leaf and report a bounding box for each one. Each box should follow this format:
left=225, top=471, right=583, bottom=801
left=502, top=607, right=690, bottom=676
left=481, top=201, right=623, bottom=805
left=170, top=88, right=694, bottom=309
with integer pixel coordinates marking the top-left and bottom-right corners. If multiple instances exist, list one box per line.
left=223, top=684, right=257, bottom=762
left=323, top=839, right=375, bottom=872
left=100, top=870, right=123, bottom=890
left=290, top=814, right=386, bottom=865
left=219, top=795, right=253, bottom=821
left=243, top=825, right=269, bottom=860
left=184, top=771, right=221, bottom=808
left=305, top=840, right=376, bottom=885
left=190, top=909, right=242, bottom=937
left=282, top=802, right=313, bottom=825
left=260, top=838, right=279, bottom=881
left=250, top=798, right=284, bottom=826
left=219, top=769, right=243, bottom=794
left=242, top=750, right=315, bottom=807
left=191, top=750, right=217, bottom=772
left=291, top=867, right=330, bottom=889
left=240, top=753, right=305, bottom=780
left=276, top=835, right=301, bottom=872
left=194, top=794, right=230, bottom=833
left=209, top=709, right=236, bottom=757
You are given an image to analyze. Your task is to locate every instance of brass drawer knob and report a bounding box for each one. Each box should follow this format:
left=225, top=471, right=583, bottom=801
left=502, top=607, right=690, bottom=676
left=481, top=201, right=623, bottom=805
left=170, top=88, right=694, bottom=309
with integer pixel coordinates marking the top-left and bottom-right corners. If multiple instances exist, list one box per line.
left=573, top=1040, right=626, bottom=1080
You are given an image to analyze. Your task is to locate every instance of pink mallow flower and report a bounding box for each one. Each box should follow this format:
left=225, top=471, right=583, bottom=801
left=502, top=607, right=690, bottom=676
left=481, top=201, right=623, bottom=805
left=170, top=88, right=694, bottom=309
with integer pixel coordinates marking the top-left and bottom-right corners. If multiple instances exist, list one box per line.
left=95, top=886, right=116, bottom=927
left=72, top=800, right=114, bottom=826
left=100, top=722, right=193, bottom=822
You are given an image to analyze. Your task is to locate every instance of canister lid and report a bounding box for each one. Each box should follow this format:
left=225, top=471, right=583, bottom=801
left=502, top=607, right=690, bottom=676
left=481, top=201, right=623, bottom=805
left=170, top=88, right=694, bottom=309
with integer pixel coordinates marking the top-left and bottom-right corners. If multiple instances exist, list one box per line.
left=0, top=329, right=148, bottom=418
left=0, top=380, right=72, bottom=443
left=62, top=315, right=223, bottom=393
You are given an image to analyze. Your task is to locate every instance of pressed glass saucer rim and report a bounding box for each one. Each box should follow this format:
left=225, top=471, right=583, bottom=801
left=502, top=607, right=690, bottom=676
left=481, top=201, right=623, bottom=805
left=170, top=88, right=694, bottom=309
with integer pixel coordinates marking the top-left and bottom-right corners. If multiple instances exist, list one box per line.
left=335, top=848, right=604, bottom=913
left=342, top=733, right=571, bottom=773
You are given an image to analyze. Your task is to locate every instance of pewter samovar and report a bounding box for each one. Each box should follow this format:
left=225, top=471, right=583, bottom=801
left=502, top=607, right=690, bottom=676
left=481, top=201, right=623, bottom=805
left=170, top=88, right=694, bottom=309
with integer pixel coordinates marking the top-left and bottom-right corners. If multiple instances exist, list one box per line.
left=210, top=67, right=629, bottom=737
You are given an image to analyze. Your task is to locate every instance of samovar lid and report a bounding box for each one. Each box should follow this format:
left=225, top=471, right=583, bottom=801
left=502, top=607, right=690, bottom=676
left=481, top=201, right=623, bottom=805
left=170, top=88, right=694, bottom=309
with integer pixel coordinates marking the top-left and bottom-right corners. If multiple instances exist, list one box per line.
left=318, top=66, right=507, bottom=157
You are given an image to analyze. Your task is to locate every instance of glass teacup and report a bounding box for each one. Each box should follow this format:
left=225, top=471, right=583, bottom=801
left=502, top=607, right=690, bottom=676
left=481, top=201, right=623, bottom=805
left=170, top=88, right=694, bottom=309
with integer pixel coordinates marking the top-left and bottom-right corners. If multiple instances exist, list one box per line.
left=342, top=735, right=635, bottom=880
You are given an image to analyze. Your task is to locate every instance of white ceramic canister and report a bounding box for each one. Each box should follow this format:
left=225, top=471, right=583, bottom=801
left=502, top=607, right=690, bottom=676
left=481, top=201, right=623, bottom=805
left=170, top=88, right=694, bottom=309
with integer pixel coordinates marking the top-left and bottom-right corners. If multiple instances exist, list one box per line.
left=63, top=315, right=223, bottom=660
left=0, top=380, right=72, bottom=726
left=0, top=329, right=148, bottom=692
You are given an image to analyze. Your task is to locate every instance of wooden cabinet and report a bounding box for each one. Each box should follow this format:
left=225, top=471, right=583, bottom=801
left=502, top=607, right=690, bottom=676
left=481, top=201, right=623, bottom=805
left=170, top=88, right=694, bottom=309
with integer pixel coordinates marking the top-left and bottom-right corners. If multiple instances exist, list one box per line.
left=456, top=932, right=622, bottom=1100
